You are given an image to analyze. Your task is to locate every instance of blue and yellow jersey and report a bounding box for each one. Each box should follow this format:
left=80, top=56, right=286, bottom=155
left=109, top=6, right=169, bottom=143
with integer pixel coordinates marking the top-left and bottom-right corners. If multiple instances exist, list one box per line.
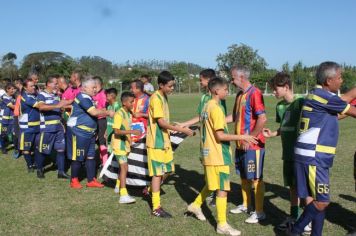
left=19, top=91, right=40, bottom=133
left=146, top=91, right=171, bottom=150
left=295, top=86, right=350, bottom=168
left=67, top=92, right=97, bottom=136
left=112, top=107, right=132, bottom=155
left=0, top=94, right=15, bottom=125
left=37, top=90, right=63, bottom=132
left=201, top=99, right=232, bottom=166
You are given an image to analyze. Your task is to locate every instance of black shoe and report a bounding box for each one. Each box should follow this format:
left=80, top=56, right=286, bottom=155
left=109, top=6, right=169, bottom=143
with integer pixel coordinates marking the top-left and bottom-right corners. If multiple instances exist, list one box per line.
left=37, top=169, right=45, bottom=179
left=58, top=171, right=70, bottom=179
left=152, top=207, right=172, bottom=218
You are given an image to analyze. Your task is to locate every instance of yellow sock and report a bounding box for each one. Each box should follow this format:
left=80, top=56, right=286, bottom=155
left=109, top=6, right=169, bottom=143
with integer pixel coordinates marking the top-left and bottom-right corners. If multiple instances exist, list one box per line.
left=193, top=185, right=212, bottom=208
left=152, top=191, right=160, bottom=210
left=120, top=187, right=128, bottom=196
left=216, top=196, right=227, bottom=226
left=241, top=179, right=251, bottom=207
left=254, top=180, right=265, bottom=213
left=116, top=179, right=120, bottom=189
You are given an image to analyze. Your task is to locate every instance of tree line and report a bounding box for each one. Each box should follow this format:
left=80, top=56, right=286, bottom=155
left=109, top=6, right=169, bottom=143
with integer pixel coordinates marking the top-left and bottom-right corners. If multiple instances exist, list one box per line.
left=1, top=44, right=356, bottom=93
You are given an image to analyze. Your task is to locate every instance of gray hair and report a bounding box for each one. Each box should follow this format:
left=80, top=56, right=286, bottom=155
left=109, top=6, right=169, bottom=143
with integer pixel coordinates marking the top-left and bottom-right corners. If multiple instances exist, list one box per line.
left=231, top=65, right=251, bottom=80
left=316, top=61, right=341, bottom=85
left=81, top=75, right=96, bottom=88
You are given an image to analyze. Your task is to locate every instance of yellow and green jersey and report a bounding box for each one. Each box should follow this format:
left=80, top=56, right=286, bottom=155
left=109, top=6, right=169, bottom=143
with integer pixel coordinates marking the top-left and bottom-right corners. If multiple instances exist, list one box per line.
left=276, top=95, right=304, bottom=161
left=112, top=107, right=132, bottom=156
left=201, top=99, right=232, bottom=166
left=107, top=101, right=121, bottom=142
left=146, top=91, right=171, bottom=150
left=197, top=92, right=227, bottom=117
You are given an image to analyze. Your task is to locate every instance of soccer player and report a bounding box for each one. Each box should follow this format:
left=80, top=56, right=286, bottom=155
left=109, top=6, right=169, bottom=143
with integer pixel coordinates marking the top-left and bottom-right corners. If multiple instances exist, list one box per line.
left=61, top=69, right=82, bottom=101
left=229, top=65, right=268, bottom=224
left=12, top=78, right=23, bottom=158
left=92, top=76, right=108, bottom=165
left=262, top=72, right=305, bottom=229
left=112, top=91, right=141, bottom=203
left=0, top=83, right=16, bottom=154
left=187, top=77, right=257, bottom=236
left=36, top=76, right=71, bottom=179
left=106, top=87, right=121, bottom=154
left=130, top=79, right=149, bottom=142
left=147, top=71, right=194, bottom=218
left=288, top=62, right=356, bottom=236
left=66, top=76, right=114, bottom=189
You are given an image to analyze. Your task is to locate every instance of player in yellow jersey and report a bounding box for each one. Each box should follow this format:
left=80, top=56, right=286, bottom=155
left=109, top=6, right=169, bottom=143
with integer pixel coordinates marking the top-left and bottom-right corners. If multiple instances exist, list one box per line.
left=147, top=71, right=194, bottom=218
left=112, top=91, right=141, bottom=204
left=187, top=77, right=257, bottom=235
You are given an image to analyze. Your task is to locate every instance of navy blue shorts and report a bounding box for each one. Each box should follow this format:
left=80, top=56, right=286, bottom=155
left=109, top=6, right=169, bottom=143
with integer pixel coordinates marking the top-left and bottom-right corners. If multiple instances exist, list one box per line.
left=235, top=149, right=265, bottom=180
left=37, top=131, right=65, bottom=155
left=294, top=162, right=330, bottom=202
left=66, top=127, right=95, bottom=162
left=0, top=124, right=14, bottom=138
left=19, top=132, right=39, bottom=152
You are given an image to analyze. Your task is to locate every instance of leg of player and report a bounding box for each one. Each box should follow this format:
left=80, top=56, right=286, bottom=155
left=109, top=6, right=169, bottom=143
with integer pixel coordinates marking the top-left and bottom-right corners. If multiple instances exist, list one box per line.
left=118, top=159, right=136, bottom=204
left=245, top=179, right=266, bottom=224
left=86, top=156, right=104, bottom=188
left=187, top=184, right=211, bottom=221
left=216, top=190, right=241, bottom=236
left=70, top=161, right=82, bottom=189
left=151, top=175, right=172, bottom=218
left=57, top=151, right=69, bottom=179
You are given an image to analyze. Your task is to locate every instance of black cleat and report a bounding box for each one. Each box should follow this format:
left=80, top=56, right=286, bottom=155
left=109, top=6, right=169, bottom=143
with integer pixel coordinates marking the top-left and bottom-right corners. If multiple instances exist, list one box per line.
left=57, top=171, right=70, bottom=179
left=37, top=169, right=45, bottom=179
left=152, top=207, right=173, bottom=218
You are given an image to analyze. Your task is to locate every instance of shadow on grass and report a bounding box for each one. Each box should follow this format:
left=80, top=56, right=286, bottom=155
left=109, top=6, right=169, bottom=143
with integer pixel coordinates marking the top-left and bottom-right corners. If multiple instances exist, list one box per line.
left=326, top=201, right=356, bottom=235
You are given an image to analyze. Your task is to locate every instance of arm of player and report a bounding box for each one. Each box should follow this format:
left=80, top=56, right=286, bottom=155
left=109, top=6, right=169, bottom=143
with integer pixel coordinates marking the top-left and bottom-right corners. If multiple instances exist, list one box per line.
left=37, top=99, right=72, bottom=111
left=87, top=108, right=115, bottom=118
left=114, top=128, right=141, bottom=137
left=178, top=116, right=200, bottom=128
left=133, top=112, right=149, bottom=119
left=344, top=105, right=356, bottom=118
left=215, top=130, right=258, bottom=145
left=225, top=114, right=233, bottom=124
left=250, top=113, right=267, bottom=137
left=262, top=128, right=280, bottom=138
left=157, top=118, right=194, bottom=137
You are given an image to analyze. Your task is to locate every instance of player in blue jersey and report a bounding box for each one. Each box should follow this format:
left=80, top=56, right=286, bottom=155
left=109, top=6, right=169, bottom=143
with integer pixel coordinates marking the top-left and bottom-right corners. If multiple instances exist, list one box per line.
left=67, top=76, right=115, bottom=189
left=37, top=75, right=71, bottom=179
left=0, top=83, right=16, bottom=154
left=288, top=62, right=356, bottom=236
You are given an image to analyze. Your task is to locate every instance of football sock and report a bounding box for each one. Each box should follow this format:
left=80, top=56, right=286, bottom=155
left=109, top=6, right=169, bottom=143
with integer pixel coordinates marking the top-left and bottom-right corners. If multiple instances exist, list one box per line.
left=254, top=180, right=265, bottom=213
left=216, top=196, right=227, bottom=226
left=241, top=179, right=251, bottom=208
left=152, top=191, right=160, bottom=210
left=193, top=185, right=212, bottom=208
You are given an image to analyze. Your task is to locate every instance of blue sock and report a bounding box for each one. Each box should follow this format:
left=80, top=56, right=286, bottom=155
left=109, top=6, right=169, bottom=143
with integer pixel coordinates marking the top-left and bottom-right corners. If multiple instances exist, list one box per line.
left=311, top=209, right=325, bottom=236
left=292, top=202, right=320, bottom=234
left=56, top=152, right=65, bottom=172
left=35, top=152, right=47, bottom=170
left=24, top=153, right=33, bottom=168
left=71, top=161, right=81, bottom=178
left=86, top=159, right=96, bottom=182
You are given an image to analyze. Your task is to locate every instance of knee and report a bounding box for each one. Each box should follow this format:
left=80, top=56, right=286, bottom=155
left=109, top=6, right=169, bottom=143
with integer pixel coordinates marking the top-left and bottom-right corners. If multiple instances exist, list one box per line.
left=314, top=201, right=329, bottom=211
left=23, top=151, right=30, bottom=155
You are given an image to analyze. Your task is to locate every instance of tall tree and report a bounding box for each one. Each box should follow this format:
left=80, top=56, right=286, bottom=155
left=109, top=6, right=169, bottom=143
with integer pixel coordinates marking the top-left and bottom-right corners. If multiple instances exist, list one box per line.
left=1, top=52, right=18, bottom=80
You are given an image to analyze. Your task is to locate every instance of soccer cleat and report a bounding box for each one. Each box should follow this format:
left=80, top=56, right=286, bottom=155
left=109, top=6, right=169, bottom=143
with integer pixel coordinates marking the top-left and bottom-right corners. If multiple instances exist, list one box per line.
left=230, top=204, right=250, bottom=214
left=119, top=195, right=136, bottom=204
left=186, top=203, right=206, bottom=221
left=57, top=171, right=70, bottom=179
left=152, top=207, right=172, bottom=218
left=216, top=223, right=241, bottom=236
left=285, top=221, right=302, bottom=236
left=36, top=169, right=45, bottom=179
left=245, top=211, right=266, bottom=224
left=277, top=217, right=295, bottom=231
left=70, top=178, right=83, bottom=189
left=86, top=178, right=104, bottom=188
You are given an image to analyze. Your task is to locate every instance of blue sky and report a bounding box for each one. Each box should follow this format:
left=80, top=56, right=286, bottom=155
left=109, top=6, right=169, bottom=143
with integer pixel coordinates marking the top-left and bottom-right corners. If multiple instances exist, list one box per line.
left=1, top=0, right=356, bottom=70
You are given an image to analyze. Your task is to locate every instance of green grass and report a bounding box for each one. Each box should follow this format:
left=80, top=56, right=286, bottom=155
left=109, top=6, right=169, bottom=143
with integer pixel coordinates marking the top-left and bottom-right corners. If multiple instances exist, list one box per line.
left=0, top=95, right=355, bottom=235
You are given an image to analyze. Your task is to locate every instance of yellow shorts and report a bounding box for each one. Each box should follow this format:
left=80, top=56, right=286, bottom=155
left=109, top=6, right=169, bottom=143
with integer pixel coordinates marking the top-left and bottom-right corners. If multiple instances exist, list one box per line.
left=147, top=148, right=174, bottom=176
left=115, top=155, right=128, bottom=164
left=204, top=165, right=230, bottom=191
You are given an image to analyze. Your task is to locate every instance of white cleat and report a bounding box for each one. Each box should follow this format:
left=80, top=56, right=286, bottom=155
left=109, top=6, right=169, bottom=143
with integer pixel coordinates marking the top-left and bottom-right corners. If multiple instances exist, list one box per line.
left=119, top=195, right=136, bottom=204
left=245, top=211, right=266, bottom=224
left=230, top=204, right=249, bottom=214
left=216, top=223, right=241, bottom=236
left=187, top=203, right=206, bottom=221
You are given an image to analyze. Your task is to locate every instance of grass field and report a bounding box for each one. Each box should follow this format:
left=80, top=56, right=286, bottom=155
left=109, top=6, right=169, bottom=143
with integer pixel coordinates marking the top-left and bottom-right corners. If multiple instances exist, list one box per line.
left=0, top=95, right=355, bottom=236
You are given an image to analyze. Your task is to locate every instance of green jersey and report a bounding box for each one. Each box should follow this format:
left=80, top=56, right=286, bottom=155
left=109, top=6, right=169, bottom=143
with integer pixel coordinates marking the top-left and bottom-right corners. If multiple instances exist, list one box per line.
left=197, top=93, right=227, bottom=117
left=107, top=101, right=121, bottom=143
left=276, top=95, right=304, bottom=161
